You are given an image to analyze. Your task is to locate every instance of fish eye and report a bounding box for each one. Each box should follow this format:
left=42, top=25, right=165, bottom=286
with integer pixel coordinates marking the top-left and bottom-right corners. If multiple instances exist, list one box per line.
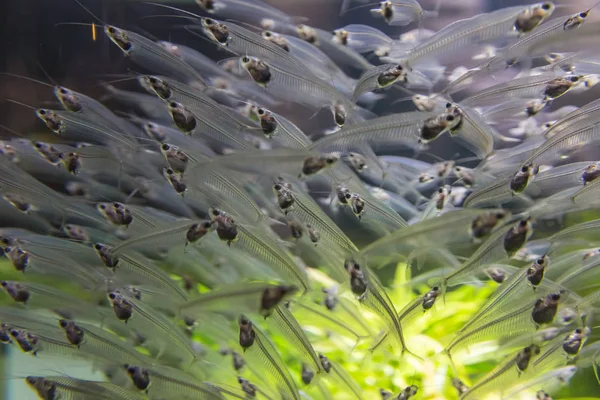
left=496, top=212, right=505, bottom=218
left=551, top=294, right=560, bottom=300
left=166, top=168, right=174, bottom=174
left=570, top=76, right=580, bottom=82
left=161, top=144, right=170, bottom=150
left=536, top=258, right=544, bottom=265
left=98, top=204, right=107, bottom=210
left=169, top=102, right=178, bottom=108
left=575, top=328, right=582, bottom=333
left=148, top=77, right=157, bottom=84
left=59, top=320, right=67, bottom=327
left=107, top=26, right=116, bottom=34
left=205, top=18, right=214, bottom=25
left=108, top=293, right=116, bottom=299
left=34, top=142, right=42, bottom=148
left=264, top=31, right=272, bottom=37
left=58, top=87, right=68, bottom=94
left=445, top=102, right=452, bottom=108
left=257, top=108, right=265, bottom=115
left=38, top=110, right=46, bottom=115
left=0, top=281, right=6, bottom=287
left=396, top=64, right=403, bottom=70
left=542, top=3, right=551, bottom=10
left=433, top=286, right=439, bottom=290
left=94, top=243, right=102, bottom=250
left=273, top=184, right=281, bottom=190
left=580, top=12, right=587, bottom=18
left=345, top=193, right=352, bottom=199
left=438, top=188, right=444, bottom=193
left=242, top=56, right=250, bottom=63
left=127, top=366, right=136, bottom=373
left=446, top=115, right=455, bottom=121
left=521, top=165, right=529, bottom=172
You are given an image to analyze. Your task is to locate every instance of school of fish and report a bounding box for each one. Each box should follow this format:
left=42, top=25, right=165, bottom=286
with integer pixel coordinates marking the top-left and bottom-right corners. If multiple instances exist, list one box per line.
left=1, top=0, right=600, bottom=398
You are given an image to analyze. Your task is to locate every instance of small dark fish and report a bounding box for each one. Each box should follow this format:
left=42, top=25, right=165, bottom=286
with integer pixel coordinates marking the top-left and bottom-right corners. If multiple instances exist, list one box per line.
left=537, top=390, right=553, bottom=400
left=419, top=111, right=459, bottom=142
left=168, top=101, right=197, bottom=134
left=59, top=151, right=83, bottom=175
left=36, top=109, right=64, bottom=134
left=562, top=327, right=588, bottom=355
left=97, top=202, right=133, bottom=228
left=160, top=143, right=189, bottom=174
left=323, top=287, right=337, bottom=310
left=210, top=209, right=238, bottom=246
left=306, top=224, right=320, bottom=245
left=380, top=388, right=393, bottom=399
left=26, top=377, right=57, bottom=400
left=3, top=194, right=33, bottom=214
left=514, top=2, right=554, bottom=34
left=1, top=281, right=30, bottom=304
left=257, top=108, right=277, bottom=138
left=58, top=320, right=85, bottom=347
left=0, top=324, right=12, bottom=344
left=397, top=385, right=418, bottom=400
left=471, top=210, right=510, bottom=240
left=288, top=220, right=304, bottom=239
left=301, top=362, right=315, bottom=384
left=232, top=351, right=245, bottom=371
left=336, top=185, right=351, bottom=205
left=296, top=24, right=318, bottom=44
left=108, top=291, right=133, bottom=323
left=531, top=292, right=561, bottom=325
left=124, top=364, right=151, bottom=392
left=544, top=76, right=579, bottom=99
left=332, top=102, right=347, bottom=127
left=516, top=344, right=540, bottom=373
left=503, top=218, right=533, bottom=257
left=486, top=267, right=507, bottom=283
left=525, top=99, right=546, bottom=117
left=422, top=286, right=441, bottom=310
left=163, top=168, right=187, bottom=195
left=5, top=246, right=28, bottom=272
left=582, top=163, right=600, bottom=185
left=301, top=153, right=339, bottom=176
left=319, top=353, right=331, bottom=373
left=54, top=86, right=83, bottom=112
left=238, top=377, right=257, bottom=397
left=241, top=56, right=272, bottom=87
left=345, top=260, right=367, bottom=297
left=238, top=315, right=256, bottom=350
left=185, top=221, right=213, bottom=245
left=510, top=163, right=539, bottom=194
left=348, top=193, right=366, bottom=220
left=347, top=152, right=367, bottom=172
left=377, top=64, right=407, bottom=87
left=63, top=224, right=90, bottom=243
left=202, top=18, right=230, bottom=45
left=563, top=10, right=589, bottom=30
left=452, top=378, right=469, bottom=395
left=10, top=329, right=38, bottom=355
left=33, top=142, right=61, bottom=165
left=526, top=255, right=549, bottom=288
left=261, top=285, right=297, bottom=317
left=273, top=182, right=295, bottom=214
left=94, top=243, right=119, bottom=269
left=142, top=75, right=172, bottom=99
left=262, top=31, right=290, bottom=52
